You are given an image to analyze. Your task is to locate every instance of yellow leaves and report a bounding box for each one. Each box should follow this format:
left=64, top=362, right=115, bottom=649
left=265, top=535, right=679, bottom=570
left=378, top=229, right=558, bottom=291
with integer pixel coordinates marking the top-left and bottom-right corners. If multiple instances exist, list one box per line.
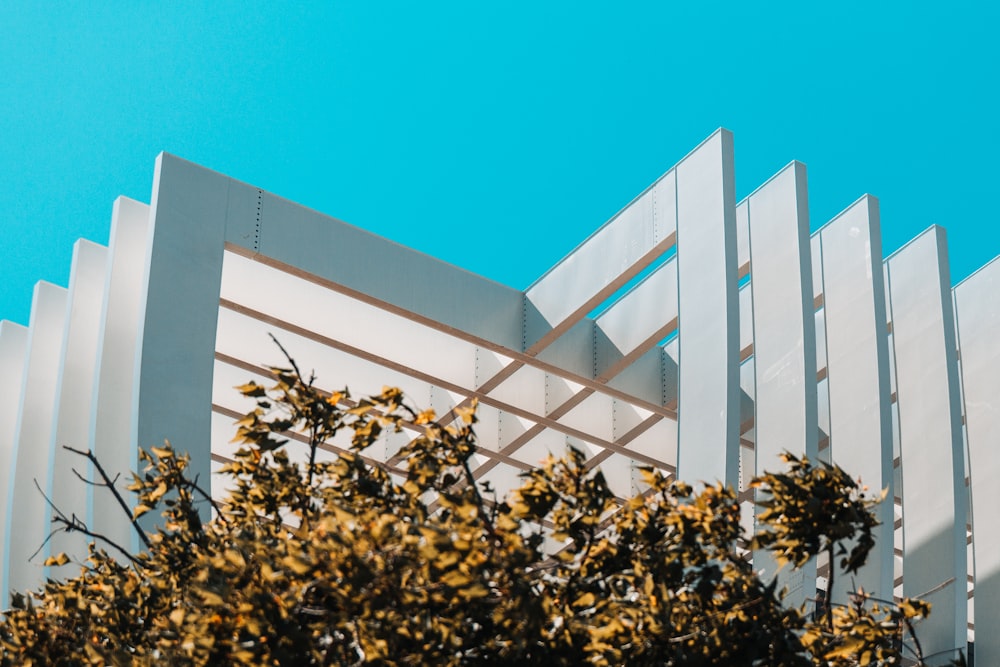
left=752, top=451, right=885, bottom=576
left=230, top=409, right=265, bottom=446
left=83, top=642, right=104, bottom=664
left=378, top=386, right=403, bottom=404
left=440, top=570, right=471, bottom=588
left=457, top=583, right=488, bottom=601
left=222, top=549, right=246, bottom=569
left=149, top=444, right=174, bottom=460
left=234, top=381, right=266, bottom=398
left=454, top=398, right=478, bottom=425
left=43, top=553, right=69, bottom=567
left=800, top=627, right=822, bottom=648
left=826, top=636, right=866, bottom=660
left=435, top=550, right=461, bottom=569
left=346, top=402, right=373, bottom=416
left=897, top=596, right=931, bottom=619
left=196, top=588, right=225, bottom=607
left=147, top=480, right=168, bottom=503
left=281, top=555, right=312, bottom=576
left=1, top=360, right=945, bottom=667
left=496, top=513, right=519, bottom=532
left=642, top=575, right=655, bottom=598
left=414, top=408, right=436, bottom=425
left=552, top=535, right=576, bottom=563
left=638, top=466, right=667, bottom=490
left=588, top=617, right=623, bottom=640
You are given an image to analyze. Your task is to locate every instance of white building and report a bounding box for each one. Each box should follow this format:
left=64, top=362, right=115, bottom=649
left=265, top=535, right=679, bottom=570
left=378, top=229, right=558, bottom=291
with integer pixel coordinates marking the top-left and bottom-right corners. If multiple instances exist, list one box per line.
left=1, top=130, right=996, bottom=663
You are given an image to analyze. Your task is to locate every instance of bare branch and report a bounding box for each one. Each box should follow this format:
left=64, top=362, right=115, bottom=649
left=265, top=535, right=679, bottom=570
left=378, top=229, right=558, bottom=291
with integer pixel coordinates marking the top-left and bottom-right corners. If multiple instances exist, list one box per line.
left=29, top=478, right=74, bottom=562
left=187, top=473, right=228, bottom=524
left=51, top=516, right=144, bottom=566
left=64, top=446, right=152, bottom=550
left=269, top=333, right=307, bottom=385
left=71, top=466, right=121, bottom=488
left=900, top=612, right=928, bottom=664
left=915, top=576, right=955, bottom=599
left=28, top=480, right=62, bottom=563
left=29, top=479, right=141, bottom=567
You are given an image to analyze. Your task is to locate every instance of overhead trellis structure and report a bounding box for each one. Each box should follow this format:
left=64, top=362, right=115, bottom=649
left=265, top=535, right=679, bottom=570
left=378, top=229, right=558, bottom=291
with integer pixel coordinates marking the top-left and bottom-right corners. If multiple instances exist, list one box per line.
left=0, top=129, right=995, bottom=661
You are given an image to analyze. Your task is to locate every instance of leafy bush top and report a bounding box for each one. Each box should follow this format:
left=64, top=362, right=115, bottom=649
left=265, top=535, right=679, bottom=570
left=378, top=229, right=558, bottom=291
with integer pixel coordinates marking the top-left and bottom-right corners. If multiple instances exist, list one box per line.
left=0, top=351, right=938, bottom=666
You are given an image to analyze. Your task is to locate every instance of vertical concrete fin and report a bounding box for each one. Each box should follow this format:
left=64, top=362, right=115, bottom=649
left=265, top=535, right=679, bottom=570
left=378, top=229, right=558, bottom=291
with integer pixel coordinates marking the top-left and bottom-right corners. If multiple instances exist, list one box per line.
left=675, top=129, right=740, bottom=488
left=888, top=226, right=967, bottom=656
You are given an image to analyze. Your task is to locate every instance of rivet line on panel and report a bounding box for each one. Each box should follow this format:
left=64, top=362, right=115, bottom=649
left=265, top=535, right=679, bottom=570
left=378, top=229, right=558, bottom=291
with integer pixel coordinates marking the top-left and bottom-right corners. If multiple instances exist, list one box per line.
left=254, top=189, right=263, bottom=253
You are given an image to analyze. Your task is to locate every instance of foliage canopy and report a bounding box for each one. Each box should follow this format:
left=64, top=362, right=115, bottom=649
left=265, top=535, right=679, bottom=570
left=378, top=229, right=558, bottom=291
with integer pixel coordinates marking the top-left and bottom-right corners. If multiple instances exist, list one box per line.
left=0, top=349, right=948, bottom=665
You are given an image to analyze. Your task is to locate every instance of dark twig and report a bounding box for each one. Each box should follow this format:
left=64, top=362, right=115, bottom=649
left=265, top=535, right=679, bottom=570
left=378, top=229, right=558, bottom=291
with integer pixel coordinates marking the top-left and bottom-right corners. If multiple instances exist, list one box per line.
left=33, top=478, right=70, bottom=524
left=269, top=333, right=323, bottom=508
left=902, top=613, right=925, bottom=664
left=187, top=473, right=228, bottom=523
left=28, top=479, right=61, bottom=563
left=71, top=466, right=120, bottom=487
left=64, top=446, right=153, bottom=550
left=269, top=333, right=305, bottom=384
left=30, top=479, right=142, bottom=566
left=826, top=541, right=835, bottom=633
left=460, top=447, right=496, bottom=538
left=52, top=517, right=143, bottom=566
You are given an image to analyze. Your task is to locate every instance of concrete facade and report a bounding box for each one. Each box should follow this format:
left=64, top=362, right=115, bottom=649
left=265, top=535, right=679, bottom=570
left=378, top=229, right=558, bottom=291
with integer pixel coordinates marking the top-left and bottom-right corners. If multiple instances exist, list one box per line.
left=0, top=130, right=993, bottom=662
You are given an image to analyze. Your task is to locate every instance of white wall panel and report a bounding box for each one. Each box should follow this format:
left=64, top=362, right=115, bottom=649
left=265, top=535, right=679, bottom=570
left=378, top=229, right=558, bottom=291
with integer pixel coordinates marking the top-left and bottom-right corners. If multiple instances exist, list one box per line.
left=887, top=226, right=966, bottom=658
left=543, top=373, right=585, bottom=415
left=953, top=256, right=1000, bottom=663
left=524, top=169, right=675, bottom=351
left=810, top=234, right=823, bottom=306
left=134, top=155, right=229, bottom=526
left=474, top=348, right=514, bottom=390
left=594, top=257, right=677, bottom=380
left=818, top=196, right=894, bottom=603
left=814, top=309, right=828, bottom=377
left=536, top=320, right=594, bottom=380
left=746, top=162, right=817, bottom=606
left=624, top=415, right=677, bottom=465
left=736, top=200, right=750, bottom=273
left=0, top=320, right=28, bottom=603
left=46, top=241, right=108, bottom=577
left=488, top=365, right=548, bottom=418
left=675, top=129, right=739, bottom=487
left=222, top=169, right=525, bottom=352
left=611, top=400, right=650, bottom=444
left=89, top=198, right=152, bottom=553
left=606, top=346, right=665, bottom=408
left=214, top=308, right=437, bottom=406
left=557, top=392, right=614, bottom=443
left=739, top=282, right=753, bottom=357
left=3, top=283, right=67, bottom=599
left=221, top=250, right=481, bottom=391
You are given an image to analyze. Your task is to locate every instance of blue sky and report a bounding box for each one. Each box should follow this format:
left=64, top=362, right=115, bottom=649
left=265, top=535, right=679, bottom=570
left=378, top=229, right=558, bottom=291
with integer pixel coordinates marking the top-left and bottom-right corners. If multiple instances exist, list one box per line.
left=1, top=2, right=996, bottom=326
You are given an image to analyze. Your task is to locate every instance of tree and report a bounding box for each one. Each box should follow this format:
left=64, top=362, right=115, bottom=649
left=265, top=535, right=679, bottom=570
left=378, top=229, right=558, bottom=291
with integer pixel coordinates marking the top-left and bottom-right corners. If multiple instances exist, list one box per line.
left=0, top=347, right=952, bottom=665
